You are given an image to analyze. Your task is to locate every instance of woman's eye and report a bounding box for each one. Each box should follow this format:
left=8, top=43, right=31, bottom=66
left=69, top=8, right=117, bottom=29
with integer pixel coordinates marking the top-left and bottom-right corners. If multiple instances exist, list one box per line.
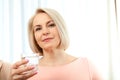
left=35, top=27, right=42, bottom=31
left=48, top=23, right=55, bottom=27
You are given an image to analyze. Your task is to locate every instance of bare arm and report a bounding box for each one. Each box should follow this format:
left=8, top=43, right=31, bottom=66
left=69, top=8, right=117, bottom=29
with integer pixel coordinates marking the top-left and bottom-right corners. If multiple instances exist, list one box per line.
left=0, top=60, right=12, bottom=80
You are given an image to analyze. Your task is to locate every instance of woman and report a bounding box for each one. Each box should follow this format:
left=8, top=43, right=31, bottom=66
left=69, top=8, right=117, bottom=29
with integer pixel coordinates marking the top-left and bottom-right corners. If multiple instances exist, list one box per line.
left=11, top=8, right=103, bottom=80
left=0, top=60, right=11, bottom=80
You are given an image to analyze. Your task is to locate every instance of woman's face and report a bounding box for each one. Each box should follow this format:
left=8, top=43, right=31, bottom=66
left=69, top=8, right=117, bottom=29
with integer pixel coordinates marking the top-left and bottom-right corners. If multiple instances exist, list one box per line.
left=33, top=13, right=60, bottom=50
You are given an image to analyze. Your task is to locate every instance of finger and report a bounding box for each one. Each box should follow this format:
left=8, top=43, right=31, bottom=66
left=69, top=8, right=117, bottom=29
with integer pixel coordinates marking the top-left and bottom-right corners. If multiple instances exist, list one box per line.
left=12, top=59, right=29, bottom=69
left=12, top=65, right=35, bottom=75
left=24, top=70, right=38, bottom=79
left=12, top=69, right=38, bottom=80
left=12, top=74, right=26, bottom=80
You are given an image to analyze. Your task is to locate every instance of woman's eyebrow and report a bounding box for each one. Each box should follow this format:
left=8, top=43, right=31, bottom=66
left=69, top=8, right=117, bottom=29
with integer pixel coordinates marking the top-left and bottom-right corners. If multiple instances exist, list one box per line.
left=33, top=24, right=41, bottom=28
left=33, top=20, right=54, bottom=28
left=46, top=20, right=54, bottom=25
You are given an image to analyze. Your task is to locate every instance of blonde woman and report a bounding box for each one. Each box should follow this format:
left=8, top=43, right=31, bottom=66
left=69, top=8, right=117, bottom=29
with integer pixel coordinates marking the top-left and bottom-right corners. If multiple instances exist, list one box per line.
left=11, top=8, right=103, bottom=80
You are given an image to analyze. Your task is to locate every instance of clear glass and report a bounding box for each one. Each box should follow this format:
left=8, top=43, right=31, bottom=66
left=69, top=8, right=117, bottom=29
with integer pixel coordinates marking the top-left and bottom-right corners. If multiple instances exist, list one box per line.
left=21, top=53, right=41, bottom=71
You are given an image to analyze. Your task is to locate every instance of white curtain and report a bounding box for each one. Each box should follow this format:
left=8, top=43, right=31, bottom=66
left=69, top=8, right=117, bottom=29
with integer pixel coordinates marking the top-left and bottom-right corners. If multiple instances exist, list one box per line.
left=0, top=0, right=40, bottom=62
left=110, top=0, right=120, bottom=79
left=0, top=0, right=120, bottom=80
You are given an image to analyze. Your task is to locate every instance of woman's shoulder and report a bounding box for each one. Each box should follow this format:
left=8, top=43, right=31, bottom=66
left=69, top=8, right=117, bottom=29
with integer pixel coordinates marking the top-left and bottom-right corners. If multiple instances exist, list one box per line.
left=77, top=57, right=96, bottom=66
left=66, top=56, right=90, bottom=67
left=71, top=56, right=96, bottom=68
left=75, top=56, right=90, bottom=63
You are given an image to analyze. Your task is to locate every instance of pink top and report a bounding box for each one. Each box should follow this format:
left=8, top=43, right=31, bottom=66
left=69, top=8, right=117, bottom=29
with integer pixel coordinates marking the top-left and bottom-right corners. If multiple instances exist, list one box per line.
left=28, top=57, right=103, bottom=80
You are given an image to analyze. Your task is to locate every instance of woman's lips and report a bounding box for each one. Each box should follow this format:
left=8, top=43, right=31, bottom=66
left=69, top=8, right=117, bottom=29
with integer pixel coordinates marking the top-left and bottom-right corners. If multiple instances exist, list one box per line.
left=42, top=38, right=53, bottom=42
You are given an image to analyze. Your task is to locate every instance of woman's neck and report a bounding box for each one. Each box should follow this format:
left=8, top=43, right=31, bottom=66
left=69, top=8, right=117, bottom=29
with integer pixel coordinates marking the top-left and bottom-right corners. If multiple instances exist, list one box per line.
left=39, top=49, right=76, bottom=66
left=42, top=49, right=66, bottom=61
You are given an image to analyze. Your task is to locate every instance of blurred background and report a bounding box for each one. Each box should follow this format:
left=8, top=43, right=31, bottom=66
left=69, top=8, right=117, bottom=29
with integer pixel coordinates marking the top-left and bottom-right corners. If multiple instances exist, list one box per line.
left=0, top=0, right=120, bottom=80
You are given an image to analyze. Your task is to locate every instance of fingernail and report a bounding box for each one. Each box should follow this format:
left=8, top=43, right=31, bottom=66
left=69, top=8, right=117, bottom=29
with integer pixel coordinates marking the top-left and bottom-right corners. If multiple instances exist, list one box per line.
left=34, top=71, right=38, bottom=74
left=25, top=59, right=29, bottom=62
left=30, top=65, right=35, bottom=69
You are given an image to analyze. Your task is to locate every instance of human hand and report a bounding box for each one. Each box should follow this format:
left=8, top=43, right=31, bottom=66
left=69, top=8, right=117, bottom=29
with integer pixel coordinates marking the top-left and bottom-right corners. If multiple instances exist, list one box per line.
left=11, top=59, right=38, bottom=80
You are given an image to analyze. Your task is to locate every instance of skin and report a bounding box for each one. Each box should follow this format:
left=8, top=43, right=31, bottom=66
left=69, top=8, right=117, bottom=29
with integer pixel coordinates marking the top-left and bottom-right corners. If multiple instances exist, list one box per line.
left=33, top=13, right=61, bottom=53
left=11, top=59, right=37, bottom=80
left=11, top=13, right=77, bottom=80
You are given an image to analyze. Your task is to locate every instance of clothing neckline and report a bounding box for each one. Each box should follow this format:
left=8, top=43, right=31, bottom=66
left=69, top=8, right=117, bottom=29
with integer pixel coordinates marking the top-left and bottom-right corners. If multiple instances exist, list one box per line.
left=38, top=57, right=81, bottom=68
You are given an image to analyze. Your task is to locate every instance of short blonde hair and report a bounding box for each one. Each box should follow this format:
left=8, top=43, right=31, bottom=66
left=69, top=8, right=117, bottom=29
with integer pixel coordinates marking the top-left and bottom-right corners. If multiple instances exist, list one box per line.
left=28, top=8, right=69, bottom=55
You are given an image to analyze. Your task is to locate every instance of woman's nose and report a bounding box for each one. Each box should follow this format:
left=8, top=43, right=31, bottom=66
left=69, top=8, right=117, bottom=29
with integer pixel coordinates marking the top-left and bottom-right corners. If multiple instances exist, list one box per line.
left=42, top=27, right=50, bottom=35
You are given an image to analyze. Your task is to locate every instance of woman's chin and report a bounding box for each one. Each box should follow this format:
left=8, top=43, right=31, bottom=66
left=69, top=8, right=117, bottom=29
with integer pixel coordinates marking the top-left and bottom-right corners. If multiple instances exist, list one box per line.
left=43, top=46, right=55, bottom=50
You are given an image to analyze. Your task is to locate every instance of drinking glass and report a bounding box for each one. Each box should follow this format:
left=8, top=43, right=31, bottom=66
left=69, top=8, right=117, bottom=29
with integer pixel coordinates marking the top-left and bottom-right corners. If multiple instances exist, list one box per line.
left=21, top=53, right=41, bottom=71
